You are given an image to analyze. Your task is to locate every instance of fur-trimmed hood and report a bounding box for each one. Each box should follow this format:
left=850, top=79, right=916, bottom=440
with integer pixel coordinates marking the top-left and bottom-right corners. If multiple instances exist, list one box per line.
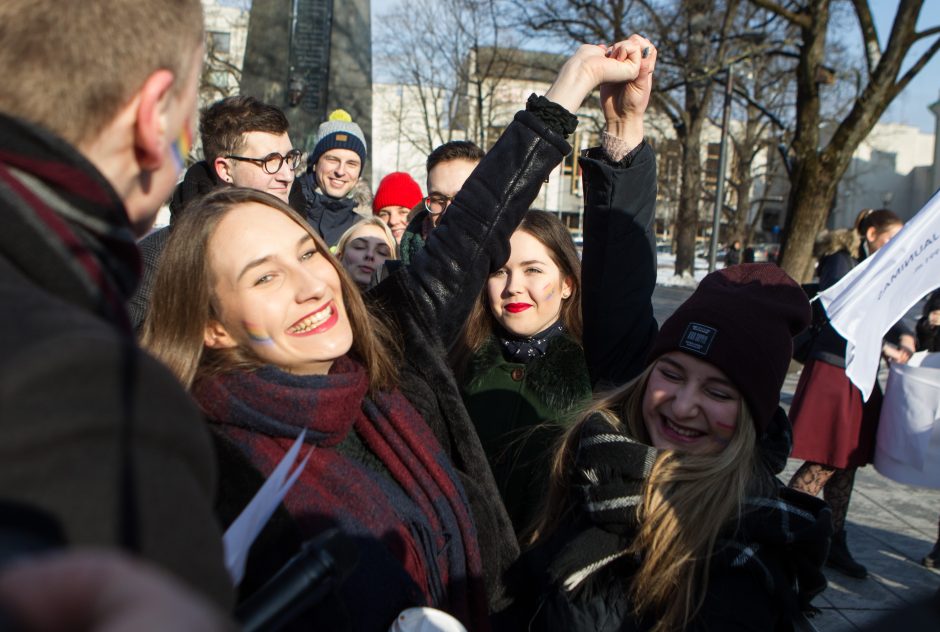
left=813, top=228, right=860, bottom=259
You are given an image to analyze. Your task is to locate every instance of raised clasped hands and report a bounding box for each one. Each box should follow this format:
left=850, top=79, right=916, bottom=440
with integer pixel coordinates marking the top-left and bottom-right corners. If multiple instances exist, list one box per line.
left=545, top=34, right=657, bottom=128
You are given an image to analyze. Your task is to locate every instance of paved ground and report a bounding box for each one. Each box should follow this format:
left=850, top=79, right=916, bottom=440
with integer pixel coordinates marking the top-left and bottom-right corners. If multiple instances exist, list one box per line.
left=651, top=284, right=940, bottom=631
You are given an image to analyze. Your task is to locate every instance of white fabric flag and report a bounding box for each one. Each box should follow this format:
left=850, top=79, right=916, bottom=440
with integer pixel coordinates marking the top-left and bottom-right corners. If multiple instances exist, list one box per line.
left=818, top=190, right=940, bottom=401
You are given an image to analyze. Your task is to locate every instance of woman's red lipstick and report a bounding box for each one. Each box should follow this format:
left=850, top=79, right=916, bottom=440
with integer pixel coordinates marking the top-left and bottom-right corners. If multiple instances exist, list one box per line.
left=505, top=303, right=532, bottom=313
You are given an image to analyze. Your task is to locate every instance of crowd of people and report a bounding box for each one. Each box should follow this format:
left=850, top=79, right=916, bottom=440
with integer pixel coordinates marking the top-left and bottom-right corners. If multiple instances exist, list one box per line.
left=0, top=1, right=936, bottom=631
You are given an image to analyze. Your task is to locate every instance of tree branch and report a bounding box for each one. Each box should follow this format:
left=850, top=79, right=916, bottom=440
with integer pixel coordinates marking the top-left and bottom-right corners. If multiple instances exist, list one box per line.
left=747, top=0, right=810, bottom=29
left=851, top=0, right=881, bottom=76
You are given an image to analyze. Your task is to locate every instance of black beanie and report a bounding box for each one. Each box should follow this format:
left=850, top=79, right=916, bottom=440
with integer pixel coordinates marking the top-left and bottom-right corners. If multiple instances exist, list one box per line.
left=648, top=263, right=811, bottom=432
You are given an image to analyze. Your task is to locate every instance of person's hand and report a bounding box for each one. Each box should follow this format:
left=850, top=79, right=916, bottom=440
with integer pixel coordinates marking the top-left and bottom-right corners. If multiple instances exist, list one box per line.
left=0, top=549, right=236, bottom=632
left=929, top=310, right=940, bottom=327
left=544, top=38, right=643, bottom=113
left=600, top=34, right=657, bottom=147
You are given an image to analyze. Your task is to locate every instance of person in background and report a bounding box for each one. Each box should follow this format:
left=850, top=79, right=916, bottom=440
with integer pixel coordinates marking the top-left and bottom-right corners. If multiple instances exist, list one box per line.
left=398, top=141, right=485, bottom=265
left=374, top=172, right=424, bottom=243
left=789, top=208, right=911, bottom=579
left=0, top=0, right=232, bottom=608
left=724, top=239, right=741, bottom=267
left=335, top=217, right=397, bottom=289
left=298, top=109, right=368, bottom=247
left=916, top=290, right=940, bottom=568
left=129, top=95, right=303, bottom=330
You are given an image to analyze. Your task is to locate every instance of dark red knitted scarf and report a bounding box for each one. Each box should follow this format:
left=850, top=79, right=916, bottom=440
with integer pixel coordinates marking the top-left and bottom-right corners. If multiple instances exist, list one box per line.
left=194, top=356, right=488, bottom=629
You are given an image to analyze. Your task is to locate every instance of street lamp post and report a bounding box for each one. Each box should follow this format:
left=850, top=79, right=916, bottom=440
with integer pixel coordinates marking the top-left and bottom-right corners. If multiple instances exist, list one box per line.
left=709, top=63, right=734, bottom=273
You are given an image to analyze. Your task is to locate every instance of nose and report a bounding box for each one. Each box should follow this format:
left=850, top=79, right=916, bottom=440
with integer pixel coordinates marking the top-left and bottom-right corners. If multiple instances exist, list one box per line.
left=670, top=383, right=700, bottom=420
left=294, top=265, right=328, bottom=303
left=363, top=247, right=376, bottom=262
left=502, top=272, right=522, bottom=296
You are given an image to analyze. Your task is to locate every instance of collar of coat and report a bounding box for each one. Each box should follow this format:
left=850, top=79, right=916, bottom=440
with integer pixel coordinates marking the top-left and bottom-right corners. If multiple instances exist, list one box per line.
left=464, top=333, right=591, bottom=413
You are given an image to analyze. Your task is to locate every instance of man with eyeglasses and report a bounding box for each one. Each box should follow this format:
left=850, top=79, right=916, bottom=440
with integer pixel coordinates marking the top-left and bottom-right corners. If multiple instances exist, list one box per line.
left=128, top=95, right=303, bottom=329
left=399, top=140, right=485, bottom=265
left=298, top=109, right=368, bottom=248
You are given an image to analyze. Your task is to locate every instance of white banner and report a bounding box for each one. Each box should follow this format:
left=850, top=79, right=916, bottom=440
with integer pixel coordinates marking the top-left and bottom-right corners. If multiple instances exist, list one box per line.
left=818, top=190, right=940, bottom=400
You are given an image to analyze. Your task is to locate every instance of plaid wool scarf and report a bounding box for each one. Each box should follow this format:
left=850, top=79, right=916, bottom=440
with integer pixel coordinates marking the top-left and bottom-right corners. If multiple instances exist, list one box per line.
left=194, top=356, right=489, bottom=630
left=547, top=413, right=830, bottom=614
left=0, top=113, right=140, bottom=333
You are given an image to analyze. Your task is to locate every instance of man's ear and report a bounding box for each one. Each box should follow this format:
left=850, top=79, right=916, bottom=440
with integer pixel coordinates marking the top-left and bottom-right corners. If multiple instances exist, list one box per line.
left=204, top=319, right=239, bottom=349
left=214, top=157, right=234, bottom=183
left=133, top=69, right=176, bottom=172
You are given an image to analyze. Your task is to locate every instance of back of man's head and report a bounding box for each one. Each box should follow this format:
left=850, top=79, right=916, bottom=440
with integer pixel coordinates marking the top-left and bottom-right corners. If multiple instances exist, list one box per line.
left=200, top=96, right=290, bottom=166
left=0, top=0, right=204, bottom=147
left=426, top=140, right=485, bottom=174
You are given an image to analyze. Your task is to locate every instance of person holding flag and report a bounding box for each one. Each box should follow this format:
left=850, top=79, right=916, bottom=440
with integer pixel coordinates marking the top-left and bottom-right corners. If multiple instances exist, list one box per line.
left=788, top=209, right=913, bottom=579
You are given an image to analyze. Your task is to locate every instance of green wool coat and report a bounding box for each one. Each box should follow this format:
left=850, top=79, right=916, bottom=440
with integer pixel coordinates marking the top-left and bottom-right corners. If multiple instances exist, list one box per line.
left=461, top=333, right=591, bottom=534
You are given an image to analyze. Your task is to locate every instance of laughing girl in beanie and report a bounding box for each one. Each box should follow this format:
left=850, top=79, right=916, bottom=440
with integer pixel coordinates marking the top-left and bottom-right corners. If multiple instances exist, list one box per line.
left=518, top=264, right=832, bottom=632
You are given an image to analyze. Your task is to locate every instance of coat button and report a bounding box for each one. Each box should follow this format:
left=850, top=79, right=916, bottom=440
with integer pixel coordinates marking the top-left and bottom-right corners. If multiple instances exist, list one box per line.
left=511, top=368, right=525, bottom=381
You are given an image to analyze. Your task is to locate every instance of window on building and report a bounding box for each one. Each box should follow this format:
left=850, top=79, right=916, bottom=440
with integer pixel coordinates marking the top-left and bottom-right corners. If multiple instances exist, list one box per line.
left=207, top=31, right=231, bottom=55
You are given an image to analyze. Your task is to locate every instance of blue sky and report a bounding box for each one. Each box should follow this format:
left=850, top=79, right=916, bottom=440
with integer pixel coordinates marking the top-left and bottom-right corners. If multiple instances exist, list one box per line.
left=370, top=0, right=939, bottom=133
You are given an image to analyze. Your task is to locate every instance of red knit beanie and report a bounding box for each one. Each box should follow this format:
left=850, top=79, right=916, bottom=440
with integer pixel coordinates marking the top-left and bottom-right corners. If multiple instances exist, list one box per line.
left=648, top=263, right=811, bottom=432
left=373, top=172, right=423, bottom=214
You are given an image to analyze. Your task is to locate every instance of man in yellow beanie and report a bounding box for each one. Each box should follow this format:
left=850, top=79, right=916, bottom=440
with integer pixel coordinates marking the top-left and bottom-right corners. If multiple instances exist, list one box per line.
left=298, top=109, right=368, bottom=246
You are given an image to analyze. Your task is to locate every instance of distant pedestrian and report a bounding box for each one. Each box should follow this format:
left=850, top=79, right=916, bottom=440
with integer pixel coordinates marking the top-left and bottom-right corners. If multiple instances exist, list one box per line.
left=724, top=239, right=742, bottom=266
left=916, top=290, right=940, bottom=568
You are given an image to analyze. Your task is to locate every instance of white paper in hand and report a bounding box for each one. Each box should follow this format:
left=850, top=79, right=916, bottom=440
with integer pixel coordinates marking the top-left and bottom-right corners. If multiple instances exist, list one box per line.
left=222, top=431, right=313, bottom=585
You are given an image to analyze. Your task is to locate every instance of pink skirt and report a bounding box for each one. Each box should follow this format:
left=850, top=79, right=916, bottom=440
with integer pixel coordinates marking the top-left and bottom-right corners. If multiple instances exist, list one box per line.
left=790, top=359, right=883, bottom=469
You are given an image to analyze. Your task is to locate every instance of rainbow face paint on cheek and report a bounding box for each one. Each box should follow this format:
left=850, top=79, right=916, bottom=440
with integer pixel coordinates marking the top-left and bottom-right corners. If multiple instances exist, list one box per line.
left=244, top=322, right=273, bottom=345
left=542, top=282, right=555, bottom=301
left=170, top=121, right=193, bottom=172
left=712, top=419, right=736, bottom=445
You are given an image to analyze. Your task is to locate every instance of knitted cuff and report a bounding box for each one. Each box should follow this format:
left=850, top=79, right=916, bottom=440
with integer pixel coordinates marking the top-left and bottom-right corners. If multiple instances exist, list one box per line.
left=526, top=93, right=579, bottom=139
left=601, top=131, right=642, bottom=163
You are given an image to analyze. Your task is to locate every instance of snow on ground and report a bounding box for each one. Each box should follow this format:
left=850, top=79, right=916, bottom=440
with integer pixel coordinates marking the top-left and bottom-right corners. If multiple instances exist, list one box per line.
left=657, top=254, right=710, bottom=288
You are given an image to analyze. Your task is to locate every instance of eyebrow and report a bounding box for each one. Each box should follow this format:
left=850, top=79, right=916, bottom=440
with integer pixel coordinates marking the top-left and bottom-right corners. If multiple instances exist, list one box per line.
left=518, top=259, right=548, bottom=266
left=236, top=234, right=313, bottom=282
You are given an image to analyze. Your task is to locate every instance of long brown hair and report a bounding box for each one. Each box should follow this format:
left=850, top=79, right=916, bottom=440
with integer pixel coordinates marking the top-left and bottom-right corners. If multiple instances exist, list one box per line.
left=531, top=363, right=773, bottom=632
left=451, top=210, right=582, bottom=374
left=141, top=187, right=400, bottom=393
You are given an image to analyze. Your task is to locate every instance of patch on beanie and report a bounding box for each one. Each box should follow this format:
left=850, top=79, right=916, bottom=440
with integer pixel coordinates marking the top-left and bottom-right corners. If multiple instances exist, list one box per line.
left=336, top=133, right=348, bottom=142
left=678, top=322, right=716, bottom=356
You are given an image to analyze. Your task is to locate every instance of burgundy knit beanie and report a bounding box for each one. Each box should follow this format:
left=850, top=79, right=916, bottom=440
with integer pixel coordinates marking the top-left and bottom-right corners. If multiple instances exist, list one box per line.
left=648, top=263, right=811, bottom=432
left=373, top=172, right=423, bottom=214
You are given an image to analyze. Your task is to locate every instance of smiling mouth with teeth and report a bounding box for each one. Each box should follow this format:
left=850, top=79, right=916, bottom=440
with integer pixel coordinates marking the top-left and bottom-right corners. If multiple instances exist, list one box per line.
left=287, top=302, right=335, bottom=335
left=663, top=417, right=705, bottom=439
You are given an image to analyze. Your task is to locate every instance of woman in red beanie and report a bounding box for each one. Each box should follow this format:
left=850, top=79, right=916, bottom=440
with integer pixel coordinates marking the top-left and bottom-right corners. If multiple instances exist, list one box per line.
left=373, top=171, right=423, bottom=243
left=515, top=264, right=832, bottom=632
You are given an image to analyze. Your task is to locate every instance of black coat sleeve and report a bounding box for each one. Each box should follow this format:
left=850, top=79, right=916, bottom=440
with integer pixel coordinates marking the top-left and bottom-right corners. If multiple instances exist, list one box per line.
left=371, top=110, right=571, bottom=348
left=579, top=144, right=659, bottom=389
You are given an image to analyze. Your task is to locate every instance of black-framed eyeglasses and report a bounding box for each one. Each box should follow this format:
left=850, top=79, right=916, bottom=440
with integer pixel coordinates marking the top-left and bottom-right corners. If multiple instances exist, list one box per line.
left=225, top=149, right=303, bottom=174
left=424, top=193, right=456, bottom=215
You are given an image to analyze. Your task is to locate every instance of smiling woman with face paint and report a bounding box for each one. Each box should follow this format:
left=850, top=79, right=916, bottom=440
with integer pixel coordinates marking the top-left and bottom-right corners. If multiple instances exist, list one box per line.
left=451, top=211, right=592, bottom=535
left=142, top=38, right=652, bottom=630
left=518, top=265, right=833, bottom=632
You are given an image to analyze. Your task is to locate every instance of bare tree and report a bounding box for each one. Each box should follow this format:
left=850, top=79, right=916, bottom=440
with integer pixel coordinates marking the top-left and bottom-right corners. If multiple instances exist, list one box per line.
left=750, top=0, right=940, bottom=280
left=374, top=0, right=523, bottom=158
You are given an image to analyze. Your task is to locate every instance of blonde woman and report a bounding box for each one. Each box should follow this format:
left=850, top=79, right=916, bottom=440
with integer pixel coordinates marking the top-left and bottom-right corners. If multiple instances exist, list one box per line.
left=522, top=265, right=831, bottom=632
left=335, top=217, right=397, bottom=289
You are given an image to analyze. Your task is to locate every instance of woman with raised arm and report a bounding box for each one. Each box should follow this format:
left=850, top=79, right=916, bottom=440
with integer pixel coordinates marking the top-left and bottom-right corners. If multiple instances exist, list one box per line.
left=142, top=40, right=644, bottom=630
left=452, top=36, right=660, bottom=537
